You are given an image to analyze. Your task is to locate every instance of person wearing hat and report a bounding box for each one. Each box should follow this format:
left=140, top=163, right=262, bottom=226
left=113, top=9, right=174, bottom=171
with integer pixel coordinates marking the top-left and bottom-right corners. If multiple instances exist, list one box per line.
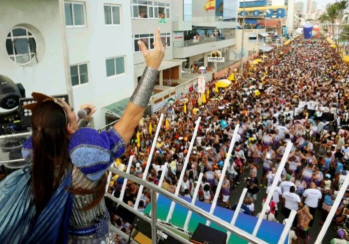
left=0, top=32, right=165, bottom=242
left=280, top=174, right=296, bottom=193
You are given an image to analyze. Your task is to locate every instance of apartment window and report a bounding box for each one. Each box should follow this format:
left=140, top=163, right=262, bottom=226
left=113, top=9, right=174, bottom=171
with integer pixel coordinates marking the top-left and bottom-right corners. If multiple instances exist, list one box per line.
left=248, top=50, right=257, bottom=56
left=70, top=63, right=89, bottom=86
left=106, top=57, right=125, bottom=77
left=248, top=33, right=257, bottom=43
left=183, top=0, right=192, bottom=21
left=133, top=34, right=154, bottom=52
left=154, top=2, right=170, bottom=19
left=131, top=1, right=170, bottom=19
left=6, top=27, right=37, bottom=65
left=161, top=33, right=171, bottom=47
left=65, top=2, right=85, bottom=26
left=104, top=5, right=120, bottom=25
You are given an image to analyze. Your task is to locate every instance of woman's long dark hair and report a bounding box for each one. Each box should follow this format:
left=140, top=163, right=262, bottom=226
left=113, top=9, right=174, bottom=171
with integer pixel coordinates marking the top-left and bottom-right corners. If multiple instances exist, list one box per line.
left=31, top=101, right=70, bottom=213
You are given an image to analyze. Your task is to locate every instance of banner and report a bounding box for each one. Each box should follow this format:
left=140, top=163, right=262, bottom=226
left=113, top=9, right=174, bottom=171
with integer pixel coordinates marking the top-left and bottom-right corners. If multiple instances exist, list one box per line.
left=208, top=57, right=225, bottom=62
left=198, top=76, right=206, bottom=93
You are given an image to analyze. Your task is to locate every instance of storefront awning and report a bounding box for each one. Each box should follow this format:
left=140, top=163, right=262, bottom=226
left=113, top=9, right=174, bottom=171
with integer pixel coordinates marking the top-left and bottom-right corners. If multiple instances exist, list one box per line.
left=104, top=97, right=130, bottom=118
left=259, top=32, right=269, bottom=37
left=259, top=46, right=274, bottom=52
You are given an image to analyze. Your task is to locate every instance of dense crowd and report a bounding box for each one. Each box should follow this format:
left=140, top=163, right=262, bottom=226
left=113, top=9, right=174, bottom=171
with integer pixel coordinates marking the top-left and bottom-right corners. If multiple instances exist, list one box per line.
left=109, top=36, right=349, bottom=243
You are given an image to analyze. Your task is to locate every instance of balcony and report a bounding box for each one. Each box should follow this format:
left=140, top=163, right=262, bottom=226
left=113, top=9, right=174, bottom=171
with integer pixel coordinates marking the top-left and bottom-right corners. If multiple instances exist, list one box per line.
left=173, top=36, right=236, bottom=59
left=173, top=33, right=234, bottom=48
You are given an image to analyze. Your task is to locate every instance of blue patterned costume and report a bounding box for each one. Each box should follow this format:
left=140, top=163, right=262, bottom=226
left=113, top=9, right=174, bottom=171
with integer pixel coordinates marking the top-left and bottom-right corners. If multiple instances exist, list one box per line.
left=0, top=127, right=125, bottom=243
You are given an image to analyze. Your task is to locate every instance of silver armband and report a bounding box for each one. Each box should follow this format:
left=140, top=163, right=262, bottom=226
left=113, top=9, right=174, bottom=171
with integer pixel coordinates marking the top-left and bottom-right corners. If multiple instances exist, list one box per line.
left=130, top=67, right=159, bottom=108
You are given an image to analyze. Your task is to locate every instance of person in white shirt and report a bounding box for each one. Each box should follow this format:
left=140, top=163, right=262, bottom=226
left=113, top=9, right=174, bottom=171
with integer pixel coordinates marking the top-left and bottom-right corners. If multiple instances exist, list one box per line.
left=257, top=205, right=277, bottom=222
left=276, top=124, right=289, bottom=140
left=280, top=175, right=296, bottom=193
left=302, top=182, right=322, bottom=227
left=180, top=175, right=190, bottom=195
left=282, top=186, right=302, bottom=218
left=266, top=167, right=281, bottom=187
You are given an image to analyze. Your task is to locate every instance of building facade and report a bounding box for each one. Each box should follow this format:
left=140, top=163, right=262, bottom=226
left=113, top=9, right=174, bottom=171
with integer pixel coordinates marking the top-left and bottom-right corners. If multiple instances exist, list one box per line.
left=0, top=0, right=134, bottom=128
left=127, top=0, right=239, bottom=113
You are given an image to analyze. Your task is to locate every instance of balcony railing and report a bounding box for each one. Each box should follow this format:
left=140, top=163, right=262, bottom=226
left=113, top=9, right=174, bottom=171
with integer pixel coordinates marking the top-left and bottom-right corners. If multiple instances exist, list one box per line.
left=173, top=35, right=235, bottom=48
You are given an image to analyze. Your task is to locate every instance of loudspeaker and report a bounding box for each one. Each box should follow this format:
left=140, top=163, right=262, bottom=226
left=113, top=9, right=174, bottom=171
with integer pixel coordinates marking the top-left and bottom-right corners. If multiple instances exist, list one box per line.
left=190, top=223, right=227, bottom=244
left=19, top=94, right=68, bottom=128
left=133, top=217, right=182, bottom=244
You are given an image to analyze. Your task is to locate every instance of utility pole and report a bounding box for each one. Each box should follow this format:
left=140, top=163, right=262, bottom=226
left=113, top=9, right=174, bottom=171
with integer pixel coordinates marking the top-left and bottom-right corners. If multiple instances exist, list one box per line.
left=240, top=0, right=246, bottom=78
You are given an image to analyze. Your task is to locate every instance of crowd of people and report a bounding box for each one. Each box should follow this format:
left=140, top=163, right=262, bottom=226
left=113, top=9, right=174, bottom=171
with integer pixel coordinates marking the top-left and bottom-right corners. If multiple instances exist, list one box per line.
left=108, top=35, right=349, bottom=243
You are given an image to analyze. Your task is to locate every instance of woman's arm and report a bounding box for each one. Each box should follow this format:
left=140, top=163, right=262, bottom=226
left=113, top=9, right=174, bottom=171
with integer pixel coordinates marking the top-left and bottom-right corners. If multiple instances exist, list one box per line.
left=114, top=28, right=164, bottom=144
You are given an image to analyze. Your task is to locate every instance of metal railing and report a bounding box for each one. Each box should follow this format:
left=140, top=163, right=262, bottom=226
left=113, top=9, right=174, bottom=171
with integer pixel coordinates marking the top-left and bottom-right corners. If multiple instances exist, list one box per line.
left=108, top=166, right=268, bottom=244
left=0, top=132, right=31, bottom=167
left=173, top=35, right=235, bottom=48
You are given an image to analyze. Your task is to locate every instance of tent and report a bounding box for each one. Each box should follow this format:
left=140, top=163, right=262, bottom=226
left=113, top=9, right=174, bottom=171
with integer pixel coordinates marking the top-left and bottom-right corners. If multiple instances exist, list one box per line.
left=259, top=45, right=274, bottom=53
left=330, top=44, right=337, bottom=49
left=283, top=40, right=291, bottom=46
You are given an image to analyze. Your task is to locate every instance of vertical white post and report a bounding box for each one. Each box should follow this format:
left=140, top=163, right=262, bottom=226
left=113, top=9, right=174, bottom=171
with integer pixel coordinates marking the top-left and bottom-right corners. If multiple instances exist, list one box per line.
left=206, top=124, right=240, bottom=226
left=240, top=0, right=246, bottom=78
left=157, top=162, right=169, bottom=199
left=278, top=210, right=297, bottom=244
left=134, top=114, right=164, bottom=209
left=227, top=188, right=248, bottom=240
left=106, top=171, right=113, bottom=193
left=315, top=174, right=349, bottom=244
left=119, top=156, right=134, bottom=201
left=184, top=173, right=204, bottom=231
left=58, top=0, right=74, bottom=106
left=166, top=117, right=201, bottom=223
left=149, top=163, right=169, bottom=217
left=231, top=188, right=249, bottom=226
left=252, top=141, right=293, bottom=237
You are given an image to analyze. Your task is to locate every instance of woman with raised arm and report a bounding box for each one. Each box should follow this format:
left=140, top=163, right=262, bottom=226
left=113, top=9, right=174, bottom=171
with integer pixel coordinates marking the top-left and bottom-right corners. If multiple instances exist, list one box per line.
left=0, top=28, right=164, bottom=243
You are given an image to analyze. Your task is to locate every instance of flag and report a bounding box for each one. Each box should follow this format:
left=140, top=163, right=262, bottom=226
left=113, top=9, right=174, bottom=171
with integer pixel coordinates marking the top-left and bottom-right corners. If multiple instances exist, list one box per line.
left=204, top=0, right=215, bottom=11
left=136, top=132, right=141, bottom=148
left=202, top=92, right=206, bottom=104
left=149, top=122, right=153, bottom=134
left=165, top=119, right=170, bottom=130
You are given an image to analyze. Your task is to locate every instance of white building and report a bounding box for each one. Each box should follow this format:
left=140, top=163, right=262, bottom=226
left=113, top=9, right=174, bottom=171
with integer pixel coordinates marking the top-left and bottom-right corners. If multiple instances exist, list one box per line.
left=286, top=0, right=295, bottom=34
left=131, top=0, right=182, bottom=97
left=295, top=1, right=304, bottom=16
left=171, top=0, right=238, bottom=74
left=0, top=0, right=134, bottom=129
left=126, top=0, right=239, bottom=113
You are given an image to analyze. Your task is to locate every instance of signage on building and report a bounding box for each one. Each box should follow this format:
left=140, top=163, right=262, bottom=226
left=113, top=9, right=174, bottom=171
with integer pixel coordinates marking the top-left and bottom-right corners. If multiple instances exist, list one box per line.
left=198, top=76, right=206, bottom=93
left=208, top=57, right=225, bottom=62
left=173, top=32, right=184, bottom=39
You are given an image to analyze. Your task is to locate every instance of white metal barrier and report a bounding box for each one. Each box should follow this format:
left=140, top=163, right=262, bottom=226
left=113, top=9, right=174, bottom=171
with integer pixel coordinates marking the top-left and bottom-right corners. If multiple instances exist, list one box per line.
left=108, top=166, right=269, bottom=244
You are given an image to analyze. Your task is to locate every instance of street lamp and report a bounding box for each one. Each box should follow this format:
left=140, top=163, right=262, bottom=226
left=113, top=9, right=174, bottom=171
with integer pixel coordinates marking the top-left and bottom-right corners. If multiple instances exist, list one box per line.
left=240, top=0, right=246, bottom=78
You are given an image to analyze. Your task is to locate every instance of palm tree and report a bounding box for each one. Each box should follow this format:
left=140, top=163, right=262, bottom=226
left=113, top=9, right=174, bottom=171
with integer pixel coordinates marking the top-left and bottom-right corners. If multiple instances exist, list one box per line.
left=318, top=13, right=331, bottom=32
left=318, top=1, right=348, bottom=38
left=340, top=25, right=349, bottom=54
left=334, top=0, right=349, bottom=21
